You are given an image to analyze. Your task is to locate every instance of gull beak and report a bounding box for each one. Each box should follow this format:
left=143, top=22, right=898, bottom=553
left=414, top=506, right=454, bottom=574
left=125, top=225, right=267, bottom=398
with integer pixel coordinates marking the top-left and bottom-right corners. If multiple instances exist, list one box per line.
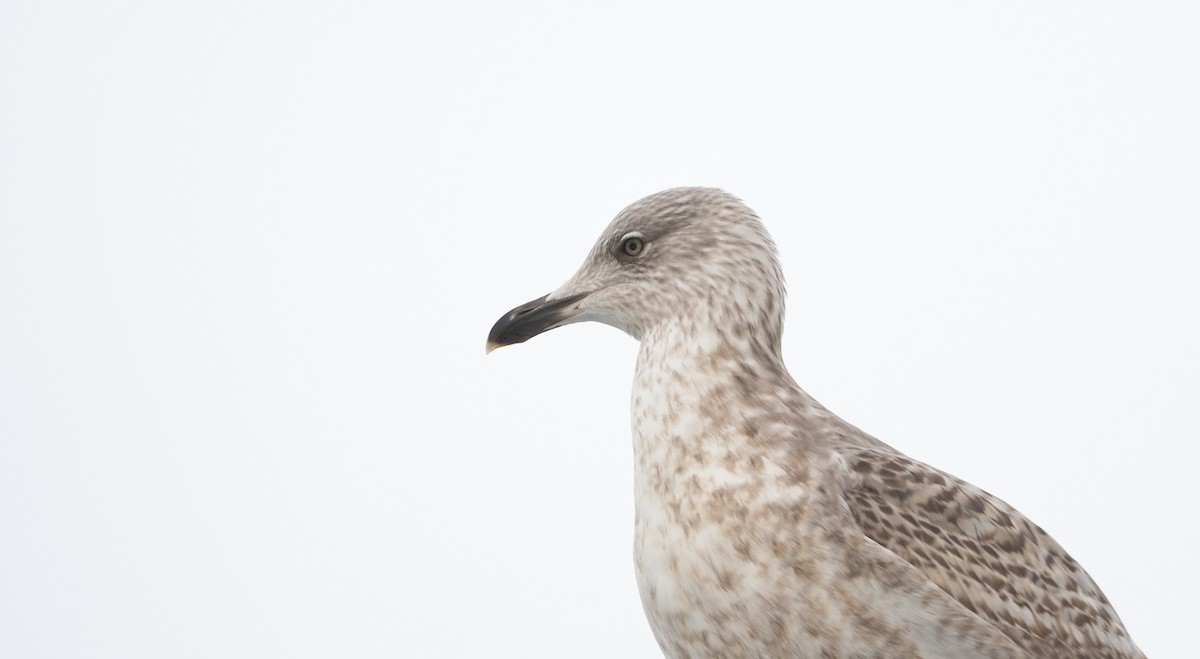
left=487, top=292, right=589, bottom=353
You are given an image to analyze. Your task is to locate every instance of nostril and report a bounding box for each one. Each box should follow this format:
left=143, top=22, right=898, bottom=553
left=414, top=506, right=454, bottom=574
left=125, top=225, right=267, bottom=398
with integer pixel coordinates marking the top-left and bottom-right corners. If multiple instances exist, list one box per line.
left=512, top=296, right=552, bottom=318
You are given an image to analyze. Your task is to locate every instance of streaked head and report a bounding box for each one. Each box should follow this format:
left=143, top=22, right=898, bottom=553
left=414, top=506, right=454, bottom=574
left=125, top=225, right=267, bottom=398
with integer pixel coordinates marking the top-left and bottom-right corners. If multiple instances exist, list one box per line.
left=487, top=187, right=786, bottom=354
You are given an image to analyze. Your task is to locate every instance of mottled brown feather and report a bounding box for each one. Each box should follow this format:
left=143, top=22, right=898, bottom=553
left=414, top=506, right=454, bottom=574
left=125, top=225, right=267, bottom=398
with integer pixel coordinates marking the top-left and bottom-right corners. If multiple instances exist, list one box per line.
left=841, top=446, right=1143, bottom=658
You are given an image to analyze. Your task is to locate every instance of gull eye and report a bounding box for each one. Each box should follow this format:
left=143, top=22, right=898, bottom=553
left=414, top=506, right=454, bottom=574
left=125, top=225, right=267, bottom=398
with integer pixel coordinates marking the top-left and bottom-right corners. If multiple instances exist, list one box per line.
left=621, top=235, right=645, bottom=257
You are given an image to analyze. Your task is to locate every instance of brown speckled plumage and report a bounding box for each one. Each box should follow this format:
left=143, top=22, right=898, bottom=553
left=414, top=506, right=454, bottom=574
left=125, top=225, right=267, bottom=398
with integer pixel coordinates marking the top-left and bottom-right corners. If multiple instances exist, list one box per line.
left=488, top=187, right=1144, bottom=658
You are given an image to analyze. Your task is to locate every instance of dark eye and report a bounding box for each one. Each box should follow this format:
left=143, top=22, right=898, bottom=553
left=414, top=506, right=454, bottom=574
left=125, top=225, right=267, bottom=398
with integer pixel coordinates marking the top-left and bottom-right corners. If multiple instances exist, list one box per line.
left=621, top=236, right=645, bottom=257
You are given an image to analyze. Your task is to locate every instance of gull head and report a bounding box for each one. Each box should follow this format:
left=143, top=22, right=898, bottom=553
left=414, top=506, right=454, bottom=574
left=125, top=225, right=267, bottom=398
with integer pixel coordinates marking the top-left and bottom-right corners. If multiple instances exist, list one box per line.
left=487, top=187, right=786, bottom=355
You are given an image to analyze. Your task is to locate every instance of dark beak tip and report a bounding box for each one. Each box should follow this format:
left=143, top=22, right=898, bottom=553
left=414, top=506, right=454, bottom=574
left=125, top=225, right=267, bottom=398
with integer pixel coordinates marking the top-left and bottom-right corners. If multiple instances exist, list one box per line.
left=486, top=292, right=586, bottom=352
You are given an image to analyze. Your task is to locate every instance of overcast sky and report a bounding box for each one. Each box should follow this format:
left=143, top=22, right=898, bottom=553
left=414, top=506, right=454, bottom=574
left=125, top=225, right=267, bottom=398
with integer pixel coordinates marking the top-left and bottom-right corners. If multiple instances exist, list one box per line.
left=2, top=2, right=1198, bottom=657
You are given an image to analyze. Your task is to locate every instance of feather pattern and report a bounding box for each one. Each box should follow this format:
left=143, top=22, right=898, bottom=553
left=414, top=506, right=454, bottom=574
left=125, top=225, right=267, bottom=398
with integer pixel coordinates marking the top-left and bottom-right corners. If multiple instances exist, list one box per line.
left=840, top=446, right=1143, bottom=658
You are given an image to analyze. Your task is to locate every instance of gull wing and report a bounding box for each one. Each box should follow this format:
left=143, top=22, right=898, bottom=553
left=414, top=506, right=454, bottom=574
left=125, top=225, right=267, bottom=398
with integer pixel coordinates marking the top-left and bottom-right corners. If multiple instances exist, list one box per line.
left=839, top=447, right=1144, bottom=659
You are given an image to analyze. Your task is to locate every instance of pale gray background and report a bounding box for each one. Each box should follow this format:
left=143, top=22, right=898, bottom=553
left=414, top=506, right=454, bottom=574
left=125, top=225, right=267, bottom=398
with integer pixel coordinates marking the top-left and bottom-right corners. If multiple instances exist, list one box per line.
left=2, top=2, right=1197, bottom=657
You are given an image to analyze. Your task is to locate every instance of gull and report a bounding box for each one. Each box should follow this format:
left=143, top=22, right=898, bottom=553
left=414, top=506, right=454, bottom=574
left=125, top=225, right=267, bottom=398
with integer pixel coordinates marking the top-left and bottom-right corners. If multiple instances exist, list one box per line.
left=487, top=187, right=1144, bottom=658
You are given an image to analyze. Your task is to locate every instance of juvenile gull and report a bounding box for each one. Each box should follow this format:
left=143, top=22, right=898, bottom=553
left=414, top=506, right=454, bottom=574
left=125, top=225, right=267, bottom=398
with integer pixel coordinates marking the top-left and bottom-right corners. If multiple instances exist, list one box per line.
left=487, top=188, right=1144, bottom=658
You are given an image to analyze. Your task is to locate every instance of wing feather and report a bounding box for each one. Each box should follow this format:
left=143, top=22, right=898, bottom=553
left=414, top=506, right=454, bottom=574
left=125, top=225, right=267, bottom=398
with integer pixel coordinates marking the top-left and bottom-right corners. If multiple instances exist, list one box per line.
left=840, top=447, right=1143, bottom=659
